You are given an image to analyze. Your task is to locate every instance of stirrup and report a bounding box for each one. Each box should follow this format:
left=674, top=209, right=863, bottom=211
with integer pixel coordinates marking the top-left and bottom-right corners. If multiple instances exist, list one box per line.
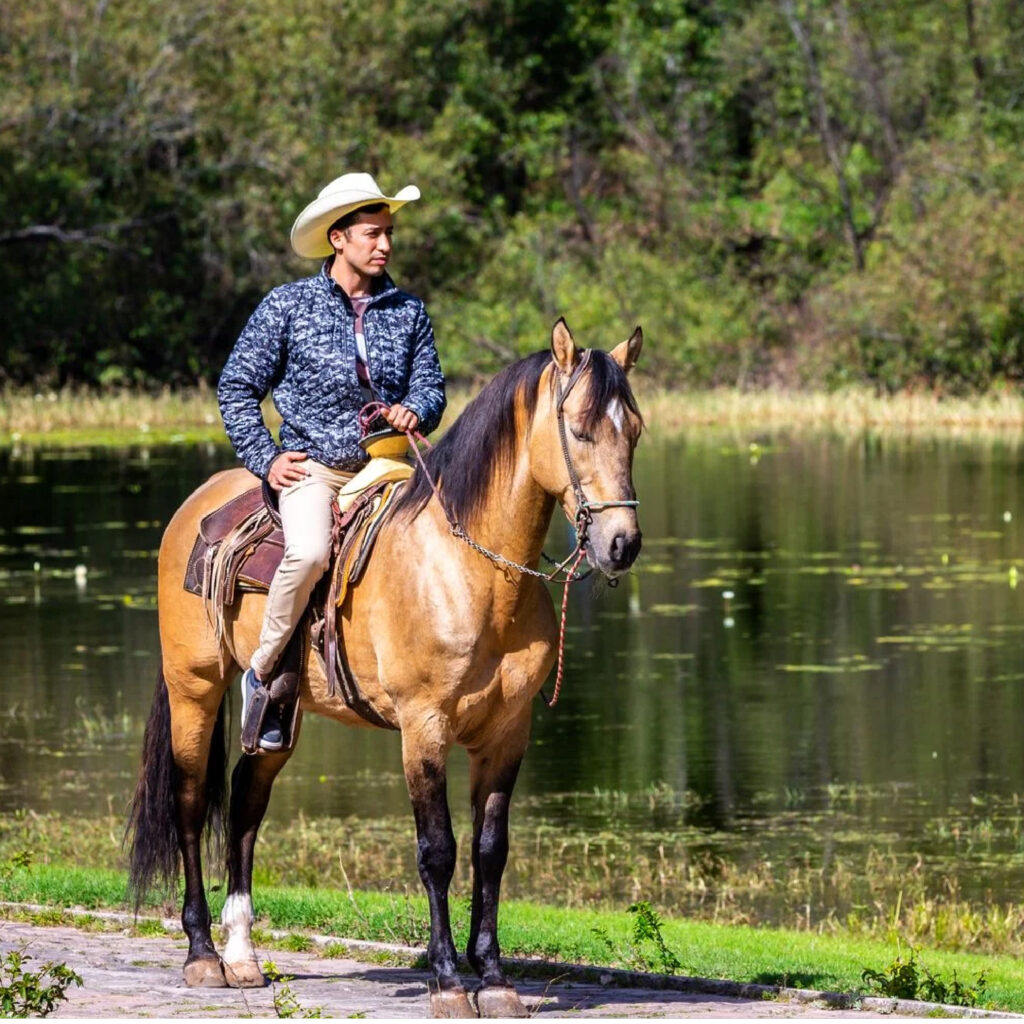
left=240, top=670, right=283, bottom=753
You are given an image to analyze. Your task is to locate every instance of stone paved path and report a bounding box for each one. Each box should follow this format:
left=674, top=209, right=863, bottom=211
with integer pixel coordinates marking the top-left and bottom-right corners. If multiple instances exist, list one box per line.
left=0, top=920, right=903, bottom=1018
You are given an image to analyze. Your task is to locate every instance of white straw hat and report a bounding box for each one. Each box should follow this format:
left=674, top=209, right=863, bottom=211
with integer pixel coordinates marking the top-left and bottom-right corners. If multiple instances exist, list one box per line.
left=289, top=172, right=420, bottom=258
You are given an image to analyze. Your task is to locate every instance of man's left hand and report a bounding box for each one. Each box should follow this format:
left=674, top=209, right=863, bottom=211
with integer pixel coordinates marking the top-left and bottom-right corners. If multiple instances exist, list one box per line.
left=384, top=404, right=419, bottom=433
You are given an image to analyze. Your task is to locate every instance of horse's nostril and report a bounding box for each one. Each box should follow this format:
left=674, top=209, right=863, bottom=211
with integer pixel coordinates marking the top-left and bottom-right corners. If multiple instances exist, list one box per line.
left=611, top=532, right=641, bottom=567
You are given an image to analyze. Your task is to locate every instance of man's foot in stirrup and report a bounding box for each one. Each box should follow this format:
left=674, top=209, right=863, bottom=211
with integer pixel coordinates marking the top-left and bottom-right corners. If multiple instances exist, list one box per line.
left=240, top=668, right=284, bottom=752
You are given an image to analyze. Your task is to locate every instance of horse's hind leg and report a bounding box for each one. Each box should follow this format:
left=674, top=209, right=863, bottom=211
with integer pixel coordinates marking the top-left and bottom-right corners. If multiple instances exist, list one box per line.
left=166, top=681, right=230, bottom=988
left=401, top=724, right=475, bottom=1018
left=467, top=718, right=531, bottom=1018
left=220, top=749, right=293, bottom=988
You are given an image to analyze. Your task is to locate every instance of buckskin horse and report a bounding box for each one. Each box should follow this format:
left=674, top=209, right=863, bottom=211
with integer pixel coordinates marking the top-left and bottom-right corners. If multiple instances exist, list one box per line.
left=126, top=319, right=643, bottom=1017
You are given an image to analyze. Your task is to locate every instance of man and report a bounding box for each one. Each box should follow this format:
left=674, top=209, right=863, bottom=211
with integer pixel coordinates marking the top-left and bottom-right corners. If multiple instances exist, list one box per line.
left=218, top=173, right=446, bottom=750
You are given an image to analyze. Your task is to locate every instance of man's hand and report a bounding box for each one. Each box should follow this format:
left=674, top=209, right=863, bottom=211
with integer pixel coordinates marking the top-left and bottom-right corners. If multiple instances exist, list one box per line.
left=384, top=403, right=419, bottom=433
left=267, top=451, right=309, bottom=491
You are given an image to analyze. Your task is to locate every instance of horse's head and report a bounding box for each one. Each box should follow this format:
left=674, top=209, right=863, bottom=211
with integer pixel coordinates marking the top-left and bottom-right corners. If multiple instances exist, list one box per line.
left=531, top=318, right=644, bottom=579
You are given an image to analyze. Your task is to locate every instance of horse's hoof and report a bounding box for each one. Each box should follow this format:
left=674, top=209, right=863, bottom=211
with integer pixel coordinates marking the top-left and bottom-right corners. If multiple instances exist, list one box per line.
left=476, top=985, right=528, bottom=1018
left=430, top=987, right=478, bottom=1018
left=224, top=959, right=265, bottom=988
left=183, top=957, right=227, bottom=988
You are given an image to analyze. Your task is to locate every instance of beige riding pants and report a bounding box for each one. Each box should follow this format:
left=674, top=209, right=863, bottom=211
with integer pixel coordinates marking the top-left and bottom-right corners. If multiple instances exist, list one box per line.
left=250, top=460, right=354, bottom=678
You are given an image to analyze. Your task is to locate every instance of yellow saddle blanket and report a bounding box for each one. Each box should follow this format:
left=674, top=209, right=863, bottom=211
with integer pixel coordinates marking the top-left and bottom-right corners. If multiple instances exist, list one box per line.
left=336, top=455, right=414, bottom=515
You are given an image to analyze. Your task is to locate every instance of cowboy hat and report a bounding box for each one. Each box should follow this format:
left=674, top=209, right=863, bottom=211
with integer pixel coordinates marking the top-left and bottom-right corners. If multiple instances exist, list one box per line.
left=290, top=172, right=420, bottom=258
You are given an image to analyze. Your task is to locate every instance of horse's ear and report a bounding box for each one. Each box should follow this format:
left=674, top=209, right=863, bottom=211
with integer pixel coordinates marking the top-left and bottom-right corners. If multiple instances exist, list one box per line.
left=610, top=326, right=643, bottom=373
left=550, top=317, right=579, bottom=375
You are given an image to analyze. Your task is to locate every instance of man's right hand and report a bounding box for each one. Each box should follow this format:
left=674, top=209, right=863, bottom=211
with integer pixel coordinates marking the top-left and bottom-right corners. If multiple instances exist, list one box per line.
left=267, top=451, right=309, bottom=491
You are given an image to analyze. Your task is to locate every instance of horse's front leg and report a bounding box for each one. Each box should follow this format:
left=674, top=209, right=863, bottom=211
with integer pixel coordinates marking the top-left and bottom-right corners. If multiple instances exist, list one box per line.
left=221, top=748, right=293, bottom=987
left=402, top=724, right=474, bottom=1018
left=466, top=716, right=530, bottom=1018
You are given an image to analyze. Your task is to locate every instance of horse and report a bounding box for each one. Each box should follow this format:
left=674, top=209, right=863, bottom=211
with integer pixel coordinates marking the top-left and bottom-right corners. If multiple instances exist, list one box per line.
left=126, top=318, right=644, bottom=1018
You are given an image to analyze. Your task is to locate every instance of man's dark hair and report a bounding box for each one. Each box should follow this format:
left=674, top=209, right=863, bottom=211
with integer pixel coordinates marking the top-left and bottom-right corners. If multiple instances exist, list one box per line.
left=326, top=202, right=389, bottom=246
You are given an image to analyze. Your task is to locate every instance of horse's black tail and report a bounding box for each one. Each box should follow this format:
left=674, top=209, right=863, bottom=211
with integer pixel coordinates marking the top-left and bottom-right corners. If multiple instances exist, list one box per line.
left=125, top=668, right=227, bottom=910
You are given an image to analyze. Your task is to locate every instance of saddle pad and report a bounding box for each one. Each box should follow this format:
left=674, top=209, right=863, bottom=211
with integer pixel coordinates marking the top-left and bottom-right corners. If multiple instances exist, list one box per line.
left=336, top=456, right=413, bottom=515
left=333, top=480, right=405, bottom=609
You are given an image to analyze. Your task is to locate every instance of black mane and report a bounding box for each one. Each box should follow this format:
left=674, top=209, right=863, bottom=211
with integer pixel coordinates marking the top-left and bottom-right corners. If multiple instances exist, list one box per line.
left=395, top=347, right=641, bottom=528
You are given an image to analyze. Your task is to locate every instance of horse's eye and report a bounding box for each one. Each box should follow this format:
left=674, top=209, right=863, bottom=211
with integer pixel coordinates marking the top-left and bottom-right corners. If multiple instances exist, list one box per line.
left=570, top=427, right=594, bottom=443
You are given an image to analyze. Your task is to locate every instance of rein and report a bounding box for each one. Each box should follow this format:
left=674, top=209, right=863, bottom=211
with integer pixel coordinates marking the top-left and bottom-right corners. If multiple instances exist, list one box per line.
left=359, top=350, right=638, bottom=708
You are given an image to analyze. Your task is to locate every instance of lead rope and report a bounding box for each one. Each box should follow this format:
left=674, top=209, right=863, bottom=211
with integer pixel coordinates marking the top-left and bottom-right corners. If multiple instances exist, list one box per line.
left=546, top=546, right=587, bottom=708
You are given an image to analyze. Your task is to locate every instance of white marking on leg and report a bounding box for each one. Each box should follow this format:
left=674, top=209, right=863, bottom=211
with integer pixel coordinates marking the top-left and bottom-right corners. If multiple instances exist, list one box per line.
left=607, top=398, right=624, bottom=433
left=221, top=892, right=256, bottom=965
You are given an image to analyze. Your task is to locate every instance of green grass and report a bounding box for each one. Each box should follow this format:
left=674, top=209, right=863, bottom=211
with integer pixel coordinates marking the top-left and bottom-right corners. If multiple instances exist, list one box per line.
left=3, top=807, right=1024, bottom=959
left=0, top=862, right=1021, bottom=1012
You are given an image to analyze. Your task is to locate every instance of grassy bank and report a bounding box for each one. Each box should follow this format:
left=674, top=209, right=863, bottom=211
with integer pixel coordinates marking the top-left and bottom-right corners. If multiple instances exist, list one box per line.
left=0, top=861, right=1020, bottom=1012
left=4, top=384, right=1024, bottom=448
left=2, top=808, right=1024, bottom=963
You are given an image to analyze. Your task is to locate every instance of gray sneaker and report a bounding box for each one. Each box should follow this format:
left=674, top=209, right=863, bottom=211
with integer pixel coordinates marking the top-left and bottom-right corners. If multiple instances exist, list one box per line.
left=240, top=668, right=284, bottom=752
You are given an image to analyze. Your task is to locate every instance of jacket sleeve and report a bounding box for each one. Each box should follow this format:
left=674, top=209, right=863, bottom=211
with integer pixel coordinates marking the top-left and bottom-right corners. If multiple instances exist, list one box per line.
left=399, top=302, right=447, bottom=436
left=217, top=289, right=288, bottom=478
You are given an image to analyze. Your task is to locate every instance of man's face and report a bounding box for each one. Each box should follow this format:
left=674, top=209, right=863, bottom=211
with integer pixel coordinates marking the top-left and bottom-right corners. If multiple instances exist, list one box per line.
left=330, top=208, right=394, bottom=278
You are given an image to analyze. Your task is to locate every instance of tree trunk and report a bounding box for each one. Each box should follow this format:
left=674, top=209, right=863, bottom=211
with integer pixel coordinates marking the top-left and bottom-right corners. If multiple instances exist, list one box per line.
left=781, top=0, right=865, bottom=271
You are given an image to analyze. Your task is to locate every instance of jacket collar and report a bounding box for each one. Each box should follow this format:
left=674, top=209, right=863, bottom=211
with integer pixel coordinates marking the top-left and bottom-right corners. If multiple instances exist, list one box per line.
left=319, top=258, right=397, bottom=308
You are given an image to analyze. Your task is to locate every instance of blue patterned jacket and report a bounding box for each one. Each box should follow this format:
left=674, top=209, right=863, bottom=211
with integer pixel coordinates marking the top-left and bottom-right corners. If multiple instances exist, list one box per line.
left=218, top=263, right=446, bottom=478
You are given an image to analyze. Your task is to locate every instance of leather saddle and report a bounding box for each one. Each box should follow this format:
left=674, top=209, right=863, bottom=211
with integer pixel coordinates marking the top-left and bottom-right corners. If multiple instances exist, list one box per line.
left=183, top=479, right=401, bottom=733
left=183, top=482, right=282, bottom=603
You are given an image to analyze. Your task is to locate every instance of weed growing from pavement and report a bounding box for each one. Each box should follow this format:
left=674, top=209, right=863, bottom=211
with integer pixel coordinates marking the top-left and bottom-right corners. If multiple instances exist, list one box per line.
left=318, top=942, right=348, bottom=958
left=0, top=949, right=81, bottom=1017
left=263, top=960, right=323, bottom=1019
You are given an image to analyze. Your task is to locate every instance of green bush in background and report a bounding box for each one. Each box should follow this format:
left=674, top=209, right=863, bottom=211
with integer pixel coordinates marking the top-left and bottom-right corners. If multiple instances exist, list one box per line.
left=3, top=0, right=1024, bottom=391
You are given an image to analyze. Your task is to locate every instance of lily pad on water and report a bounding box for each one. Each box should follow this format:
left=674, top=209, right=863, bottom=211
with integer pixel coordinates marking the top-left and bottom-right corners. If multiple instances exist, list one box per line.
left=846, top=578, right=910, bottom=590
left=51, top=484, right=120, bottom=494
left=777, top=662, right=883, bottom=673
left=648, top=603, right=699, bottom=616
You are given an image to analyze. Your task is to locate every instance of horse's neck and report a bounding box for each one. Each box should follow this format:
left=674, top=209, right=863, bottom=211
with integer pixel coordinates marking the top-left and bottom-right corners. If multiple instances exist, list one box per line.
left=459, top=455, right=556, bottom=588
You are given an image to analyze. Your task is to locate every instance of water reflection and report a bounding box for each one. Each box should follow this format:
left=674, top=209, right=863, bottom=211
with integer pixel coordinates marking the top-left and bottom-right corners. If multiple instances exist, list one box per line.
left=1, top=433, right=1024, bottom=898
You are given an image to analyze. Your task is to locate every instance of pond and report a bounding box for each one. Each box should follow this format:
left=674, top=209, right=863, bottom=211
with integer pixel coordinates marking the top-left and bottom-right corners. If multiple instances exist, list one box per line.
left=1, top=432, right=1024, bottom=920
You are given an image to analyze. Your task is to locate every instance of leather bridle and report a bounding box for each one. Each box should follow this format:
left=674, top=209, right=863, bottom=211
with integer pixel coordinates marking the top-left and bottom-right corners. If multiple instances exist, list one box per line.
left=553, top=348, right=640, bottom=552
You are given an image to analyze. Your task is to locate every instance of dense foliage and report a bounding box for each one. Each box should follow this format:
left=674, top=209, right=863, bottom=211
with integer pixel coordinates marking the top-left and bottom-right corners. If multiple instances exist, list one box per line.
left=2, top=0, right=1023, bottom=391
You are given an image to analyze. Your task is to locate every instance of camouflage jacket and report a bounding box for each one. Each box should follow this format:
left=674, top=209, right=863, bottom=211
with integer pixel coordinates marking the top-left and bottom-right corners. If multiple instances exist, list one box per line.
left=218, top=263, right=445, bottom=478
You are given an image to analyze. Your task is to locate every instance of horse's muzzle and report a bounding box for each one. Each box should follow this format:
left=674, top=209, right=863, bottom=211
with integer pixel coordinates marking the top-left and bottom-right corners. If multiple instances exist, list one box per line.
left=592, top=528, right=642, bottom=577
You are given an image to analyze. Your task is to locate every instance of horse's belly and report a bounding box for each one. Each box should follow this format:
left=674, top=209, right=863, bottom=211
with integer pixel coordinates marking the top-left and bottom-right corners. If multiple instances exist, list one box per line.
left=299, top=646, right=397, bottom=729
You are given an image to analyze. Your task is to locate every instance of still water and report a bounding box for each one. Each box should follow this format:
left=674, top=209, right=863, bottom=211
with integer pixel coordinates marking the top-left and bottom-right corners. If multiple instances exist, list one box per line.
left=1, top=433, right=1024, bottom=903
